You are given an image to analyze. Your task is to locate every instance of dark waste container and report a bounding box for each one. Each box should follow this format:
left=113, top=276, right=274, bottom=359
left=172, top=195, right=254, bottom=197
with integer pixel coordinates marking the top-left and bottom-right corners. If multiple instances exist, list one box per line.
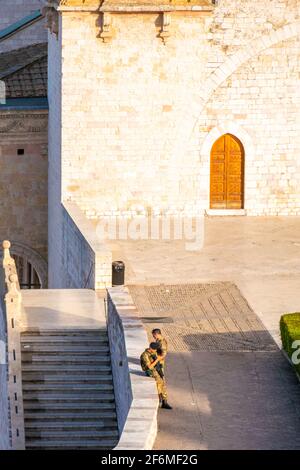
left=112, top=261, right=125, bottom=286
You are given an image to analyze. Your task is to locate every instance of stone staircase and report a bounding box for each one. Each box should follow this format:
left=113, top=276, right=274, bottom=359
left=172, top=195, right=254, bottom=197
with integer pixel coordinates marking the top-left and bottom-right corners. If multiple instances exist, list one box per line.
left=20, top=329, right=119, bottom=450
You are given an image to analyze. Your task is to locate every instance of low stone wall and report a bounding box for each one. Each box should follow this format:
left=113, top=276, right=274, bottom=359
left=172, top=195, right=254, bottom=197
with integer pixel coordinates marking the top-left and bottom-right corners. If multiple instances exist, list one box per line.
left=107, top=290, right=133, bottom=435
left=0, top=266, right=10, bottom=450
left=107, top=286, right=158, bottom=450
left=1, top=241, right=25, bottom=450
left=62, top=202, right=112, bottom=289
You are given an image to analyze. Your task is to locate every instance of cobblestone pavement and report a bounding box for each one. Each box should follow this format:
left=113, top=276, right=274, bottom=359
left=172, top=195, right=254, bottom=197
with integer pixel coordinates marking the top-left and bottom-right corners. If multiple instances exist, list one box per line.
left=129, top=282, right=276, bottom=352
left=129, top=282, right=300, bottom=450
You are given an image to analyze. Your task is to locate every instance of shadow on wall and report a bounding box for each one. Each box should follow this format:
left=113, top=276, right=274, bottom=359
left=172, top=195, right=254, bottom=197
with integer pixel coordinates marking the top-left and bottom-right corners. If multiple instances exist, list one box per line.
left=154, top=330, right=300, bottom=450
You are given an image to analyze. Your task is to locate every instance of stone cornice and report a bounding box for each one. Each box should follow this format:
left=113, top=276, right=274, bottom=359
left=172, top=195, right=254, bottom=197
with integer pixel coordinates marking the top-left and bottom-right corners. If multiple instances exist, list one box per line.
left=0, top=112, right=48, bottom=135
left=51, top=0, right=216, bottom=43
left=57, top=0, right=215, bottom=12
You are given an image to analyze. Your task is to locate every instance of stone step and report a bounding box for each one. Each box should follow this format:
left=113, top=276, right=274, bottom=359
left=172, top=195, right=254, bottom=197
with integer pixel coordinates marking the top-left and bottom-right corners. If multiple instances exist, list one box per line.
left=23, top=390, right=114, bottom=399
left=21, top=354, right=111, bottom=363
left=22, top=329, right=107, bottom=336
left=20, top=336, right=109, bottom=344
left=22, top=374, right=113, bottom=383
left=25, top=430, right=119, bottom=439
left=25, top=421, right=117, bottom=430
left=21, top=328, right=118, bottom=451
left=23, top=393, right=115, bottom=402
left=25, top=419, right=117, bottom=427
left=24, top=402, right=116, bottom=412
left=22, top=364, right=112, bottom=373
left=21, top=344, right=109, bottom=353
left=22, top=383, right=113, bottom=392
left=25, top=414, right=117, bottom=423
left=26, top=439, right=118, bottom=449
left=24, top=410, right=116, bottom=416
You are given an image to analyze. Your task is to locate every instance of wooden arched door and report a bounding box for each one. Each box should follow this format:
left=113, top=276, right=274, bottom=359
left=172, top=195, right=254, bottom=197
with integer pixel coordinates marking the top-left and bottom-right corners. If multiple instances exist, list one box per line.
left=210, top=134, right=244, bottom=209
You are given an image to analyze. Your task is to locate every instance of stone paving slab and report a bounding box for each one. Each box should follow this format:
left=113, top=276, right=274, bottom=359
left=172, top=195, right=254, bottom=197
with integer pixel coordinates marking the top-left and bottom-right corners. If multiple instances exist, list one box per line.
left=154, top=351, right=300, bottom=450
left=128, top=282, right=300, bottom=450
left=22, top=289, right=106, bottom=330
left=109, top=217, right=300, bottom=285
left=129, top=283, right=276, bottom=352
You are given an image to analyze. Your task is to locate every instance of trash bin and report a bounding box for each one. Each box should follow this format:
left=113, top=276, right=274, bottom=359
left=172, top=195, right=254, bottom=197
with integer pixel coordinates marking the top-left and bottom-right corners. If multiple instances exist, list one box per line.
left=112, top=261, right=125, bottom=286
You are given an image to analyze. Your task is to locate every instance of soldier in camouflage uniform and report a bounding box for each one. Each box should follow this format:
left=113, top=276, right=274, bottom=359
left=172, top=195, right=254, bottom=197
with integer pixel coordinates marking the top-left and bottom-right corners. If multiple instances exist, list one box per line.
left=140, top=342, right=172, bottom=410
left=152, top=328, right=168, bottom=375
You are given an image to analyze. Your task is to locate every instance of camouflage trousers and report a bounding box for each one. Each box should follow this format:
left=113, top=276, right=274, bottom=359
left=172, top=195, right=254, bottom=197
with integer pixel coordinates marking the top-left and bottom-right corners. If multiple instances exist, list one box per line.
left=152, top=369, right=167, bottom=401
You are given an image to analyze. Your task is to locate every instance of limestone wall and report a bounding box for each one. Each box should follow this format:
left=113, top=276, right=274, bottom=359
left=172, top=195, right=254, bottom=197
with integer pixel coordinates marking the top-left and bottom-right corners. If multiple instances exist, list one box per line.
left=61, top=204, right=96, bottom=288
left=48, top=21, right=113, bottom=288
left=0, top=1, right=46, bottom=53
left=107, top=291, right=133, bottom=436
left=61, top=202, right=112, bottom=289
left=0, top=110, right=48, bottom=281
left=55, top=0, right=300, bottom=217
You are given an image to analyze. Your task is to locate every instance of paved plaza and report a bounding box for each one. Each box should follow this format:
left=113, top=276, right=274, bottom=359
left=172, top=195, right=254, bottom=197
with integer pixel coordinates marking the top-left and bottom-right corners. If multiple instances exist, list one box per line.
left=108, top=216, right=300, bottom=449
left=129, top=281, right=300, bottom=449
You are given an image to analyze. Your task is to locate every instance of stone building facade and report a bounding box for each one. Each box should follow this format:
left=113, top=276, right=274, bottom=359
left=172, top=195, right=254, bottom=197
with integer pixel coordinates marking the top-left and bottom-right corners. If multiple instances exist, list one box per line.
left=0, top=3, right=48, bottom=287
left=47, top=0, right=300, bottom=227
left=0, top=110, right=48, bottom=286
left=1, top=1, right=300, bottom=288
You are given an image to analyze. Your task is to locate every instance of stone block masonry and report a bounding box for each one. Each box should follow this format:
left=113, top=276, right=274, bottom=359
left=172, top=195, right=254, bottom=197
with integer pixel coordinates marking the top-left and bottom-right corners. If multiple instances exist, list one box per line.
left=62, top=202, right=112, bottom=289
left=47, top=0, right=300, bottom=229
left=45, top=2, right=300, bottom=285
left=0, top=110, right=48, bottom=272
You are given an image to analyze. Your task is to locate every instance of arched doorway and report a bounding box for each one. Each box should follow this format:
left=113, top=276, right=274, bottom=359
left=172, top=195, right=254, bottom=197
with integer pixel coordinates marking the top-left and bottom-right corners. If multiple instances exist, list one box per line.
left=12, top=254, right=41, bottom=289
left=210, top=134, right=244, bottom=210
left=1, top=241, right=47, bottom=288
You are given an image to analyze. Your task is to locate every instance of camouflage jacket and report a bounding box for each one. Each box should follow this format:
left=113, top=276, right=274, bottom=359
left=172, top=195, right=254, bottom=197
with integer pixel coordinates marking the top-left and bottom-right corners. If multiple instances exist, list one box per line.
left=140, top=349, right=156, bottom=372
left=157, top=337, right=168, bottom=360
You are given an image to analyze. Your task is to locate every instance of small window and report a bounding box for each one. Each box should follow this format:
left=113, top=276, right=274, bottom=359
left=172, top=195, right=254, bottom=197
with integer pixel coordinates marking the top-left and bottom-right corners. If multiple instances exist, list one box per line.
left=17, top=149, right=24, bottom=155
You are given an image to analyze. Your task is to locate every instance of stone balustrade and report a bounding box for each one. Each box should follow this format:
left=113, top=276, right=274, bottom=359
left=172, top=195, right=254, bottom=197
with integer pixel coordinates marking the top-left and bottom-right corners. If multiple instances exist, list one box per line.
left=107, top=286, right=158, bottom=450
left=0, top=264, right=9, bottom=450
left=2, top=240, right=25, bottom=450
left=62, top=202, right=112, bottom=289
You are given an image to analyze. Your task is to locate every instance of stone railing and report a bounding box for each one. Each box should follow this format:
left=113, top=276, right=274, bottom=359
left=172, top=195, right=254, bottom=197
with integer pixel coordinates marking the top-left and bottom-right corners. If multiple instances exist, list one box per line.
left=0, top=266, right=10, bottom=450
left=107, top=287, right=158, bottom=450
left=2, top=241, right=25, bottom=450
left=62, top=202, right=112, bottom=289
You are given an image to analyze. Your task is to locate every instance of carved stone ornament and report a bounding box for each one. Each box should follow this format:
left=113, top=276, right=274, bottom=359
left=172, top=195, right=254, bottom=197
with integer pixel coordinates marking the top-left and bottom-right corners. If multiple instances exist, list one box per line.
left=0, top=114, right=48, bottom=135
left=158, top=12, right=171, bottom=44
left=44, top=1, right=215, bottom=42
left=99, top=12, right=114, bottom=43
left=42, top=1, right=60, bottom=36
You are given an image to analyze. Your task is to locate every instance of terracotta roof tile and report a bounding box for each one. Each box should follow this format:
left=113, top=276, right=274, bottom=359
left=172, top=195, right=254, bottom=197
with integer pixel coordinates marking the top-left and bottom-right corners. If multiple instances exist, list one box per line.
left=0, top=43, right=47, bottom=98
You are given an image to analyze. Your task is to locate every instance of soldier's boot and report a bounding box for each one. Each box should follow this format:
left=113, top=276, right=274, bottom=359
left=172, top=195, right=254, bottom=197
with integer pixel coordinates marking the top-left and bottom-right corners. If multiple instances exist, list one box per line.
left=158, top=394, right=163, bottom=407
left=161, top=400, right=172, bottom=410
